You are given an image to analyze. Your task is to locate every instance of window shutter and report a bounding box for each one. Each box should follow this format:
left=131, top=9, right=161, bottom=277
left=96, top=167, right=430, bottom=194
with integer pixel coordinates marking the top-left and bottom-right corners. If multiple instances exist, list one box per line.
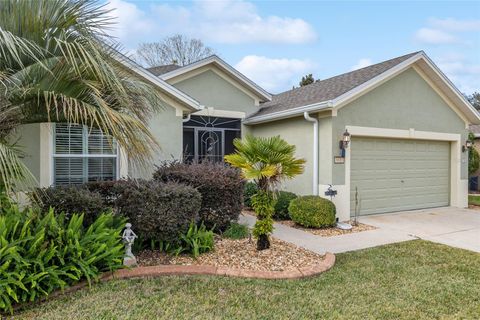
left=53, top=124, right=118, bottom=186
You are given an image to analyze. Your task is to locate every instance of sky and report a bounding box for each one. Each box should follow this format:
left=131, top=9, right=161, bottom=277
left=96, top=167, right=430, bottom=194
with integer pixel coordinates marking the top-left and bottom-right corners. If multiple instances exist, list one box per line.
left=105, top=0, right=480, bottom=95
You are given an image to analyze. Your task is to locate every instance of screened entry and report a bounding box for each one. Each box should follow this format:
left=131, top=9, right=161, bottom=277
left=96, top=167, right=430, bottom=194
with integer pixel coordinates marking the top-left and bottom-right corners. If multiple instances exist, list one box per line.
left=182, top=115, right=241, bottom=163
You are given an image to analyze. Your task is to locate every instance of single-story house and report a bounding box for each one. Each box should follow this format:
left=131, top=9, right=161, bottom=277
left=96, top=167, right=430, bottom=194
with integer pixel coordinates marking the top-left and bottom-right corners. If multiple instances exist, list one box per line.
left=17, top=51, right=480, bottom=222
left=468, top=124, right=480, bottom=190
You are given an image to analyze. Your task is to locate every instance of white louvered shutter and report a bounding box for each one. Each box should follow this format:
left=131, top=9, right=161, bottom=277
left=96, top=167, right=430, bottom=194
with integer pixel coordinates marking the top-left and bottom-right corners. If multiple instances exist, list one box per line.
left=53, top=124, right=118, bottom=186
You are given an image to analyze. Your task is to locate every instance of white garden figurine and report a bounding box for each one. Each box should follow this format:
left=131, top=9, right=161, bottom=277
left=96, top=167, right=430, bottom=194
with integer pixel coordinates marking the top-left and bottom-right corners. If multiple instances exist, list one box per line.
left=122, top=223, right=138, bottom=266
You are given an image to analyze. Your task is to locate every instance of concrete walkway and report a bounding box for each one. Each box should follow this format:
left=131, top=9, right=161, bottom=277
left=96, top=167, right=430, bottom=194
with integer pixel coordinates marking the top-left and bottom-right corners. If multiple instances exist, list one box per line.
left=360, top=207, right=480, bottom=253
left=239, top=207, right=480, bottom=254
left=239, top=214, right=416, bottom=255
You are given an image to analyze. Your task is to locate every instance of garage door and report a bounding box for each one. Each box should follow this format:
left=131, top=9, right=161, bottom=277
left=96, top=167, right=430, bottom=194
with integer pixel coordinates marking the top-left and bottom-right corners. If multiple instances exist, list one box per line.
left=350, top=137, right=450, bottom=216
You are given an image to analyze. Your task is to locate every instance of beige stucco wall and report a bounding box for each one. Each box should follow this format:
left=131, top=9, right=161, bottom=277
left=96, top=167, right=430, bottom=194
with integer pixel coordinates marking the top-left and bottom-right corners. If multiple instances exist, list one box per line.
left=332, top=67, right=468, bottom=185
left=247, top=116, right=314, bottom=195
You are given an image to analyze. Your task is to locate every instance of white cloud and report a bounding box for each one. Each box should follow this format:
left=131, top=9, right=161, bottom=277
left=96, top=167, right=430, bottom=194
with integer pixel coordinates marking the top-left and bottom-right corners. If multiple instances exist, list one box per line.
left=351, top=58, right=372, bottom=71
left=435, top=53, right=480, bottom=94
left=429, top=18, right=480, bottom=32
left=105, top=0, right=316, bottom=48
left=414, top=28, right=458, bottom=45
left=104, top=0, right=156, bottom=46
left=235, top=55, right=314, bottom=92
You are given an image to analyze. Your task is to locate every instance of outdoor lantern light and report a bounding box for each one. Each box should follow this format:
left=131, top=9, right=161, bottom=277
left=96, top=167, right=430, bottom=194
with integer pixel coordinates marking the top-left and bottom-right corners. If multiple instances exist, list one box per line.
left=463, top=140, right=473, bottom=152
left=343, top=129, right=351, bottom=148
left=339, top=129, right=351, bottom=157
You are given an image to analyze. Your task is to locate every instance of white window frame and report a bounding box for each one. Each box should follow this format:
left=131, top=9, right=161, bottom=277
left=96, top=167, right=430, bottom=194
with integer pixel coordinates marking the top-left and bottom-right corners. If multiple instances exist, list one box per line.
left=52, top=123, right=119, bottom=185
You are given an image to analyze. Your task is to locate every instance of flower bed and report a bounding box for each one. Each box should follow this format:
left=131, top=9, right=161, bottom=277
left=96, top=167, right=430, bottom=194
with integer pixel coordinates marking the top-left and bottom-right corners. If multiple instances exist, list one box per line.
left=137, top=237, right=325, bottom=272
left=277, top=220, right=376, bottom=237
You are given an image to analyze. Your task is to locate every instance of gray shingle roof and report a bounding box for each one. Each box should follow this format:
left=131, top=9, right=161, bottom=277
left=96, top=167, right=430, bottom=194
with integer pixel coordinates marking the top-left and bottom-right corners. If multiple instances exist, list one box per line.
left=470, top=124, right=480, bottom=134
left=248, top=51, right=421, bottom=119
left=147, top=64, right=181, bottom=76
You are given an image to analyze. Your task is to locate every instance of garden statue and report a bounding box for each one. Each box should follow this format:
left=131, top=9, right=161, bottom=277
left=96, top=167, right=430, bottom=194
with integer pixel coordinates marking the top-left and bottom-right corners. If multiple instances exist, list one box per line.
left=122, top=223, right=138, bottom=266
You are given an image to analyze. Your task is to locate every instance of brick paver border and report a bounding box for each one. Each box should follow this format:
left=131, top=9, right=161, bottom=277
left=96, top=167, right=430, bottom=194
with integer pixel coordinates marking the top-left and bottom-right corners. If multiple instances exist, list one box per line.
left=13, top=253, right=335, bottom=312
left=106, top=252, right=335, bottom=280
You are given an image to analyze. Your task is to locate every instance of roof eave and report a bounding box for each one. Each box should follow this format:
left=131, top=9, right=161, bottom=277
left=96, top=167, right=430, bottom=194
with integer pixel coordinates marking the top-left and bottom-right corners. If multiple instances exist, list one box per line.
left=244, top=101, right=333, bottom=125
left=112, top=53, right=201, bottom=111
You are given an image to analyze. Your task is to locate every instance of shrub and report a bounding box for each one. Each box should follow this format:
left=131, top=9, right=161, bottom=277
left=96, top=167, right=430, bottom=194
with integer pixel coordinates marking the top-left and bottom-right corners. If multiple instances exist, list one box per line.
left=0, top=206, right=124, bottom=314
left=244, top=182, right=258, bottom=208
left=289, top=196, right=336, bottom=228
left=115, top=180, right=202, bottom=245
left=273, top=191, right=297, bottom=220
left=153, top=161, right=245, bottom=231
left=223, top=222, right=249, bottom=239
left=35, top=185, right=111, bottom=226
left=176, top=222, right=215, bottom=258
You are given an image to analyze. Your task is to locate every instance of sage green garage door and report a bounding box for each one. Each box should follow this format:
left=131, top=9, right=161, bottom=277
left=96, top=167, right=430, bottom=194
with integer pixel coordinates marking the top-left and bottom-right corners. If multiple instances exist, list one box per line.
left=350, top=137, right=450, bottom=216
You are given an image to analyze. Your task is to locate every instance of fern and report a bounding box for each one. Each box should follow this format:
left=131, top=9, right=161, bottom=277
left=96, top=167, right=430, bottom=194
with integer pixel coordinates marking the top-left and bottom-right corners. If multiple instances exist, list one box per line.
left=0, top=206, right=125, bottom=314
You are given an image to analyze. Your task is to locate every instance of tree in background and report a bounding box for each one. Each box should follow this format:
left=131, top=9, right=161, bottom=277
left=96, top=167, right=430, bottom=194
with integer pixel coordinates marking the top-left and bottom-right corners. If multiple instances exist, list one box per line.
left=225, top=135, right=305, bottom=250
left=468, top=132, right=480, bottom=175
left=467, top=92, right=480, bottom=110
left=0, top=0, right=165, bottom=194
left=135, top=34, right=215, bottom=67
left=299, top=74, right=320, bottom=87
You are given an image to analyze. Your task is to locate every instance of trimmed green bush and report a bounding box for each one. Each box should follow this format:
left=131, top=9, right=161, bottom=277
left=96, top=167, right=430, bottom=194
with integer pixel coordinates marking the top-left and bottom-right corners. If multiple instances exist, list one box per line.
left=273, top=191, right=297, bottom=220
left=288, top=196, right=336, bottom=228
left=0, top=206, right=124, bottom=314
left=115, top=180, right=202, bottom=245
left=223, top=222, right=249, bottom=239
left=35, top=185, right=111, bottom=226
left=243, top=182, right=258, bottom=208
left=153, top=161, right=245, bottom=231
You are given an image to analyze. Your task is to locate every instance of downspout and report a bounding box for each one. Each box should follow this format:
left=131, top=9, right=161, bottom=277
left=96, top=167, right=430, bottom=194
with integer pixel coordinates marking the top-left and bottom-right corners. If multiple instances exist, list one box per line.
left=304, top=112, right=319, bottom=195
left=182, top=113, right=191, bottom=123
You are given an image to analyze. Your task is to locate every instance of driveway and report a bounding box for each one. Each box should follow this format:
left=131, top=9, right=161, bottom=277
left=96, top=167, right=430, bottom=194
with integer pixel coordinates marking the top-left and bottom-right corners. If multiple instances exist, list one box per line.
left=239, top=207, right=480, bottom=254
left=359, top=207, right=480, bottom=253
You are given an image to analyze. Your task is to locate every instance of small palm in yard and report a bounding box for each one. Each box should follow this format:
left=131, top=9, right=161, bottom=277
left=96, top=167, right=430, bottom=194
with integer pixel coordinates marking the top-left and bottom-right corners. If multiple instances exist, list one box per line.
left=225, top=135, right=305, bottom=250
left=0, top=0, right=165, bottom=194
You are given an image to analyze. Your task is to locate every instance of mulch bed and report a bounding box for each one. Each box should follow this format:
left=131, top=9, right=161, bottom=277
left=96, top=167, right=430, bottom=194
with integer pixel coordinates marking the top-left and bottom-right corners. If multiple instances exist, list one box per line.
left=136, top=236, right=325, bottom=271
left=276, top=220, right=376, bottom=237
left=243, top=210, right=376, bottom=237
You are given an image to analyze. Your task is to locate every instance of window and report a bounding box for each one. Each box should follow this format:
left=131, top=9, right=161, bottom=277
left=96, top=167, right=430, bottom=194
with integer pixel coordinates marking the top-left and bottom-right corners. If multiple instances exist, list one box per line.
left=182, top=116, right=241, bottom=163
left=53, top=123, right=118, bottom=186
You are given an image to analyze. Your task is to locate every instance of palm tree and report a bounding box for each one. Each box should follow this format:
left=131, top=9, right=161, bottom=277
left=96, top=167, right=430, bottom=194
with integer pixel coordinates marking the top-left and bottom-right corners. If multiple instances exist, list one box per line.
left=225, top=135, right=305, bottom=250
left=0, top=0, right=166, bottom=194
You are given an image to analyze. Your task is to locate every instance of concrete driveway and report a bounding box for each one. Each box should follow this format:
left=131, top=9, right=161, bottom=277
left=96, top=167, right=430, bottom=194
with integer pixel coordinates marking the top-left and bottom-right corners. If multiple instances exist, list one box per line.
left=359, top=207, right=480, bottom=253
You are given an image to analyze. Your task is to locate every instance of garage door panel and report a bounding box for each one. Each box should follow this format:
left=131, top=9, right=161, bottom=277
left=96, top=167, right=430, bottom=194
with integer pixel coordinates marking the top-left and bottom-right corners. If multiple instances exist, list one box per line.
left=350, top=137, right=450, bottom=216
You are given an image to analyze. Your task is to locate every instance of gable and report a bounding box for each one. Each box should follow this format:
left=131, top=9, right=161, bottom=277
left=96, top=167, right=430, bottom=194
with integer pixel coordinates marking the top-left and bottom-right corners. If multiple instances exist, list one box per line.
left=171, top=68, right=258, bottom=115
left=336, top=67, right=467, bottom=133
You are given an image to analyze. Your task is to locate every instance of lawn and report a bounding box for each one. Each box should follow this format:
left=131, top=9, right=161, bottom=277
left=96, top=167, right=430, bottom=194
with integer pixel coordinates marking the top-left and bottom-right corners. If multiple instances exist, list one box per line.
left=17, top=240, right=480, bottom=320
left=469, top=194, right=480, bottom=206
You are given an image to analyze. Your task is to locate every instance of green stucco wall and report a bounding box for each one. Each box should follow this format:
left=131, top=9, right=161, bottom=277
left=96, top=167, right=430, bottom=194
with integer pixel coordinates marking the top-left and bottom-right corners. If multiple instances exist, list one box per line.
left=332, top=67, right=468, bottom=184
left=130, top=106, right=183, bottom=179
left=173, top=70, right=258, bottom=116
left=248, top=116, right=314, bottom=195
left=16, top=124, right=42, bottom=183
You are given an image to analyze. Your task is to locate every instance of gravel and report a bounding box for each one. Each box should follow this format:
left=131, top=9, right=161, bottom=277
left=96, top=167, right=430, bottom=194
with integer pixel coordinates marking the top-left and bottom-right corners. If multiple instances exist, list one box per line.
left=136, top=237, right=325, bottom=271
left=276, top=220, right=376, bottom=237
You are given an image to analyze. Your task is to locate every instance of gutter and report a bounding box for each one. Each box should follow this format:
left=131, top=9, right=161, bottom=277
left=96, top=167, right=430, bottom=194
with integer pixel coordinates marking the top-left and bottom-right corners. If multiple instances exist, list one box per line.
left=304, top=112, right=319, bottom=196
left=244, top=101, right=333, bottom=125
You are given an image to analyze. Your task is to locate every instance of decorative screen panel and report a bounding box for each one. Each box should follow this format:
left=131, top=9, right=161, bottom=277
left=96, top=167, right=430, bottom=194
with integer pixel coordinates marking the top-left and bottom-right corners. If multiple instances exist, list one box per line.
left=53, top=124, right=118, bottom=186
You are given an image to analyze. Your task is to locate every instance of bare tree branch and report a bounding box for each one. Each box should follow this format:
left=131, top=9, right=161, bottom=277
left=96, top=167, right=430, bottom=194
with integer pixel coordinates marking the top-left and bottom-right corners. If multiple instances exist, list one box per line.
left=135, top=34, right=215, bottom=67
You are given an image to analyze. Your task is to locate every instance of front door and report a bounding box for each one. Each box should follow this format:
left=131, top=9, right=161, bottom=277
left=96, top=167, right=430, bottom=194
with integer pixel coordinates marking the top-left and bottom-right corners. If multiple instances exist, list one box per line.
left=183, top=115, right=241, bottom=163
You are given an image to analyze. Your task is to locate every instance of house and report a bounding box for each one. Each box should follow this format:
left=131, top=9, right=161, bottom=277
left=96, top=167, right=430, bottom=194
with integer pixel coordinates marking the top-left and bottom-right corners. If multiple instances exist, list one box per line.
left=17, top=51, right=480, bottom=221
left=468, top=124, right=480, bottom=190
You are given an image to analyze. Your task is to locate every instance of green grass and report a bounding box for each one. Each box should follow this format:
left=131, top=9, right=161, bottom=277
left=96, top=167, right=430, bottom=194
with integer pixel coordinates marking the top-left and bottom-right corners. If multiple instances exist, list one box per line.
left=16, top=240, right=480, bottom=320
left=469, top=194, right=480, bottom=206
